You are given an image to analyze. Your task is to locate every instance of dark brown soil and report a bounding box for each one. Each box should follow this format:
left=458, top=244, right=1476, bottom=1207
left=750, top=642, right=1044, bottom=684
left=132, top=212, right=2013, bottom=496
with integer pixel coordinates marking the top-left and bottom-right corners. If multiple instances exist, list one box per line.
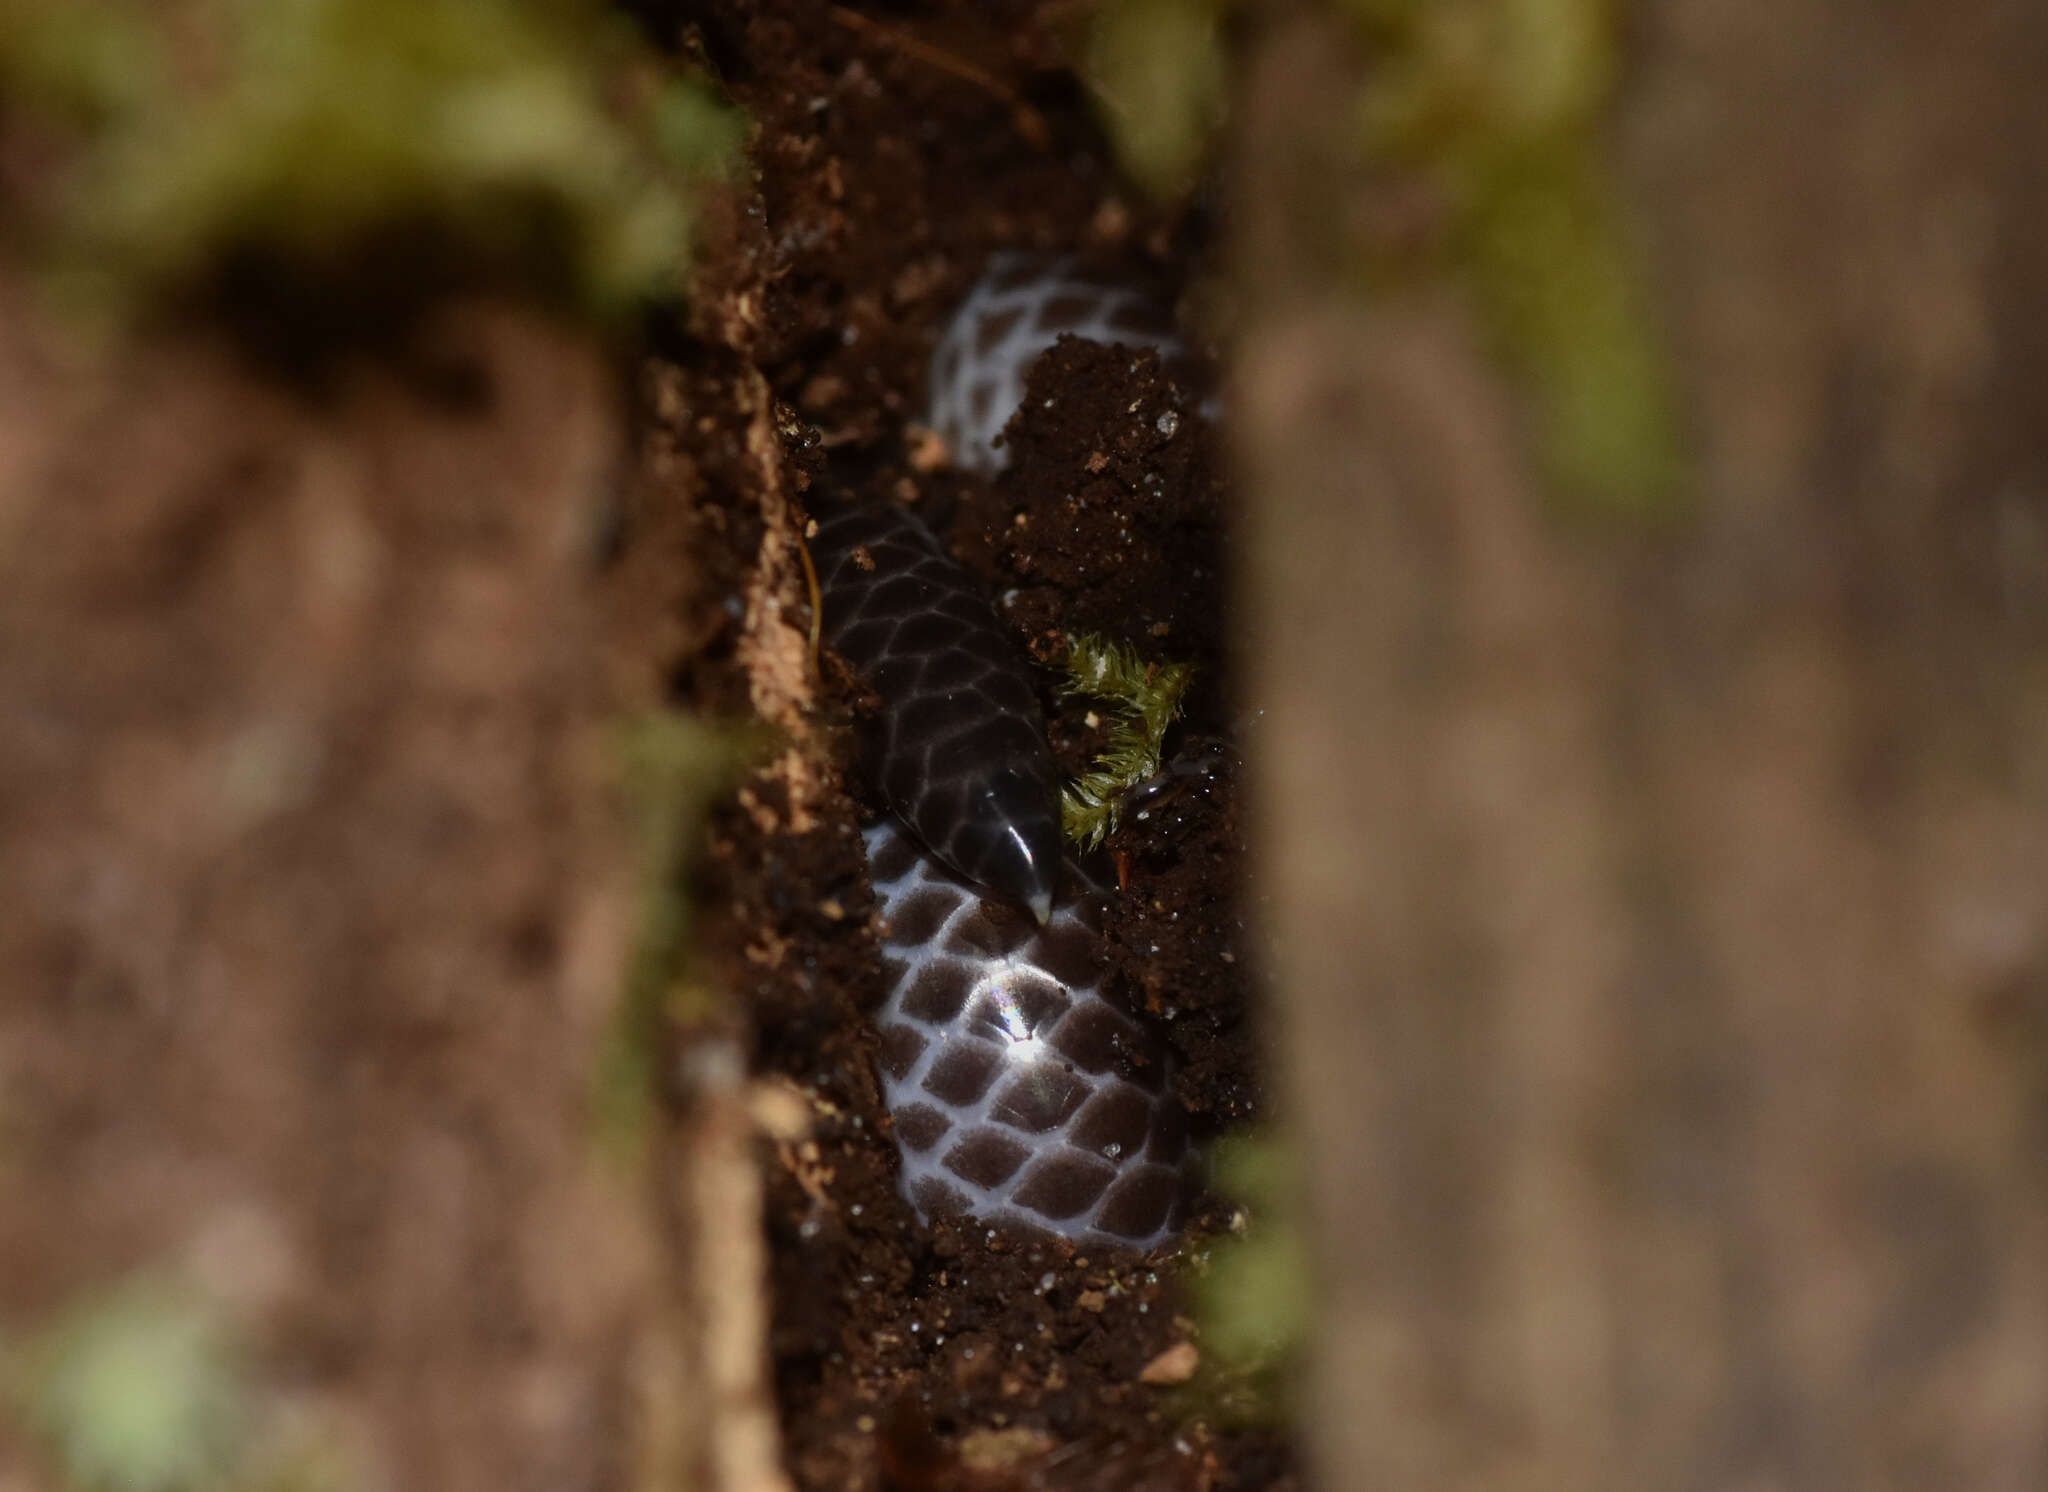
left=0, top=2, right=1283, bottom=1487
left=618, top=2, right=1284, bottom=1487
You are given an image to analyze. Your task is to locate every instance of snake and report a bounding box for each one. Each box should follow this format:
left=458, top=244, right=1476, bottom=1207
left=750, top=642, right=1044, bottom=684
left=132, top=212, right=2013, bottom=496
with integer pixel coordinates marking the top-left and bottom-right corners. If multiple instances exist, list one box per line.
left=812, top=254, right=1209, bottom=1250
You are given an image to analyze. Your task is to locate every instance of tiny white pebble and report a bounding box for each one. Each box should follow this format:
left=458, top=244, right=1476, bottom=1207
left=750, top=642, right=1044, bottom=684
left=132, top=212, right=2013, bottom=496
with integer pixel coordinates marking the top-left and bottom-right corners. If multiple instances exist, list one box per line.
left=1156, top=410, right=1180, bottom=437
left=1039, top=1272, right=1056, bottom=1291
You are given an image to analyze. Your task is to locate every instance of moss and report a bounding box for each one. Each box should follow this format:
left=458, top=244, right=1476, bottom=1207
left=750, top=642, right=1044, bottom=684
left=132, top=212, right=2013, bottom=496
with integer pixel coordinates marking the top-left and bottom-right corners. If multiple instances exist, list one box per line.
left=1081, top=0, right=1228, bottom=201
left=1347, top=0, right=1682, bottom=515
left=1075, top=0, right=1681, bottom=516
left=1459, top=143, right=1681, bottom=513
left=592, top=712, right=747, bottom=1166
left=1184, top=1132, right=1313, bottom=1425
left=5, top=1275, right=368, bottom=1492
left=1057, top=632, right=1195, bottom=851
left=1, top=0, right=741, bottom=329
left=8, top=1279, right=245, bottom=1492
left=0, top=0, right=160, bottom=131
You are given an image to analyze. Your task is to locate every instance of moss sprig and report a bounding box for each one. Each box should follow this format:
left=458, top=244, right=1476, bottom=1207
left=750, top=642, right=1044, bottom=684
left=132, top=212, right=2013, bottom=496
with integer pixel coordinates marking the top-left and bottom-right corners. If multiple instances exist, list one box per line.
left=1059, top=632, right=1195, bottom=850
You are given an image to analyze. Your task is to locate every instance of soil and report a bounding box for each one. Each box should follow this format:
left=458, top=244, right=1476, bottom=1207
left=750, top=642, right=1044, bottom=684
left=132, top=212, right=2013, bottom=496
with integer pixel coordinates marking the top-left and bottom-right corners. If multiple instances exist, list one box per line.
left=0, top=1, right=1285, bottom=1488
left=618, top=2, right=1283, bottom=1487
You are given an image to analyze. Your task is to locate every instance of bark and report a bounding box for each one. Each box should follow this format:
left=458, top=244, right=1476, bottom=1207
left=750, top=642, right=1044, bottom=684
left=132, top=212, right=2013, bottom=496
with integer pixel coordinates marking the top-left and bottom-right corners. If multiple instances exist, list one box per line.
left=1235, top=3, right=2048, bottom=1488
left=0, top=303, right=664, bottom=1492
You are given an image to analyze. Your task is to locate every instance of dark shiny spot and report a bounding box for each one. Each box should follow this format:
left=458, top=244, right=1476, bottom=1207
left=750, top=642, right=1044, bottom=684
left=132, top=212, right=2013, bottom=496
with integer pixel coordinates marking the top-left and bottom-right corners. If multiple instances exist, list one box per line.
left=862, top=573, right=934, bottom=618
left=898, top=959, right=973, bottom=1024
left=881, top=887, right=956, bottom=949
left=1047, top=1002, right=1141, bottom=1075
left=1035, top=293, right=1097, bottom=333
left=921, top=1039, right=1004, bottom=1106
left=987, top=1064, right=1089, bottom=1133
left=891, top=611, right=966, bottom=656
left=877, top=1021, right=928, bottom=1081
left=910, top=1173, right=972, bottom=1220
left=1031, top=921, right=1102, bottom=987
left=945, top=905, right=1036, bottom=961
left=895, top=694, right=974, bottom=752
left=829, top=618, right=894, bottom=667
left=974, top=307, right=1023, bottom=357
left=1067, top=1085, right=1155, bottom=1160
left=1010, top=1151, right=1117, bottom=1221
left=894, top=1103, right=951, bottom=1153
left=964, top=974, right=1071, bottom=1043
left=1093, top=1165, right=1181, bottom=1240
left=917, top=648, right=989, bottom=692
left=942, top=1129, right=1032, bottom=1190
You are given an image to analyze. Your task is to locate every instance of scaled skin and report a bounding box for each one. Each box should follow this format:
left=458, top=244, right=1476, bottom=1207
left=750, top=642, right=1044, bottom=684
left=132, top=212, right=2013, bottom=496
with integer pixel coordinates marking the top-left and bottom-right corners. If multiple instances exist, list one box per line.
left=925, top=252, right=1201, bottom=477
left=811, top=256, right=1217, bottom=1247
left=864, top=820, right=1194, bottom=1249
left=810, top=501, right=1062, bottom=922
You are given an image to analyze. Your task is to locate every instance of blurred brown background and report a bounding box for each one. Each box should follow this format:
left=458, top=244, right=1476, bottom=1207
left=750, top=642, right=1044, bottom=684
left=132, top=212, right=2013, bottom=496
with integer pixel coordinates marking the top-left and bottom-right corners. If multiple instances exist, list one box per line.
left=3, top=0, right=2045, bottom=1488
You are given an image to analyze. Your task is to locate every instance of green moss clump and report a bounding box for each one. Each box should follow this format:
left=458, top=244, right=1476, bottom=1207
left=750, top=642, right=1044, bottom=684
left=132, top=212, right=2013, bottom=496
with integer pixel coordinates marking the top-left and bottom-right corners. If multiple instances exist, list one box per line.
left=1058, top=632, right=1195, bottom=851
left=2, top=0, right=741, bottom=325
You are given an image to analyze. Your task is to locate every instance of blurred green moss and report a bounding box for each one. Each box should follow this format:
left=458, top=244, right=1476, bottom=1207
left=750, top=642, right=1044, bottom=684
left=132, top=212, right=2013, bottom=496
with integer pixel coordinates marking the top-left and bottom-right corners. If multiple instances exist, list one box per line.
left=1350, top=0, right=1680, bottom=515
left=1, top=0, right=741, bottom=327
left=5, top=1276, right=366, bottom=1492
left=1185, top=1132, right=1313, bottom=1424
left=1460, top=144, right=1680, bottom=511
left=1079, top=0, right=1680, bottom=516
left=0, top=0, right=160, bottom=129
left=1083, top=0, right=1228, bottom=201
left=593, top=712, right=748, bottom=1165
left=8, top=1280, right=245, bottom=1492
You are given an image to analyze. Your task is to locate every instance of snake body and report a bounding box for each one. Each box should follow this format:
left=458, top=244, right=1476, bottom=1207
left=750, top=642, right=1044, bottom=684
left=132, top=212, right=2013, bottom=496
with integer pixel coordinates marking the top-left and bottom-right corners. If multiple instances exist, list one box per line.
left=925, top=253, right=1199, bottom=476
left=865, top=819, right=1193, bottom=1250
left=818, top=257, right=1206, bottom=1248
left=810, top=500, right=1063, bottom=924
